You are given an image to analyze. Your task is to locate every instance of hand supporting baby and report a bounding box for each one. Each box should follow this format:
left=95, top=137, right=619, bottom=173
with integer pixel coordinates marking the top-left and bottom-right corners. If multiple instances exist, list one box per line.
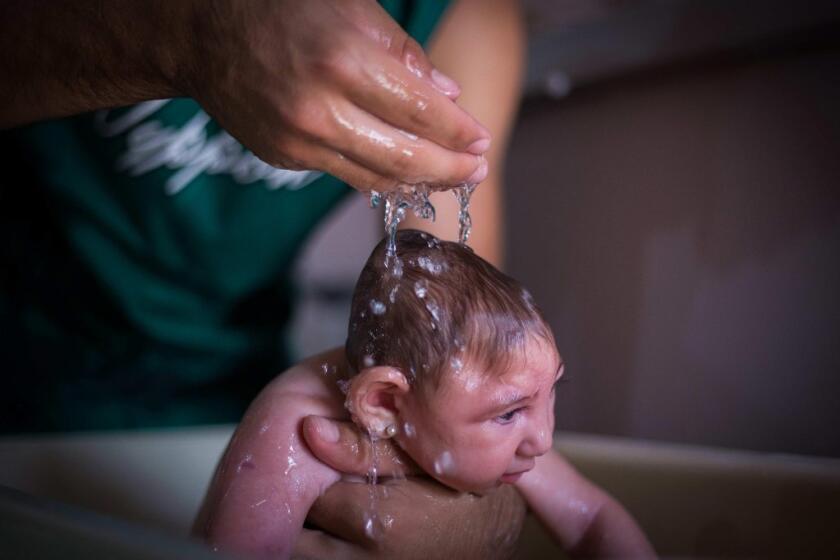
left=195, top=410, right=527, bottom=560
left=195, top=231, right=654, bottom=559
left=298, top=420, right=526, bottom=559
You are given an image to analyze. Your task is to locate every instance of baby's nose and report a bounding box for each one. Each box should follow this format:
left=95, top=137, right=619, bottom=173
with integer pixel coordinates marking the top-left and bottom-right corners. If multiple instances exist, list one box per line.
left=521, top=417, right=554, bottom=457
left=533, top=426, right=553, bottom=456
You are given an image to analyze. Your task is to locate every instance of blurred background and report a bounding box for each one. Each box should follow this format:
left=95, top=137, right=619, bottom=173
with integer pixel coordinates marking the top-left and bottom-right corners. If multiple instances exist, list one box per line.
left=291, top=0, right=840, bottom=458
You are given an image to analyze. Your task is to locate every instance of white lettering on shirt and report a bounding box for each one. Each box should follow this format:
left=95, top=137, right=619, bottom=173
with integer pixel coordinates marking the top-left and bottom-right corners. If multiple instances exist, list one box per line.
left=95, top=100, right=322, bottom=196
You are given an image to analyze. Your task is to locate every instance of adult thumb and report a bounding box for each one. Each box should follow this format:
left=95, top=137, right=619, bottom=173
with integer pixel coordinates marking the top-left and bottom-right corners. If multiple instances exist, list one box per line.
left=302, top=415, right=418, bottom=477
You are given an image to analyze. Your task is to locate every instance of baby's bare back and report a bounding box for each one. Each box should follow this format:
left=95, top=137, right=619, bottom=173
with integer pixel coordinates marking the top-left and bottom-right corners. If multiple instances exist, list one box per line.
left=194, top=348, right=349, bottom=557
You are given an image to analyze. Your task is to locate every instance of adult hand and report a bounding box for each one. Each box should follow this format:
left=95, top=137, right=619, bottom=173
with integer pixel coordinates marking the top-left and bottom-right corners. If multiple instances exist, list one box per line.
left=296, top=416, right=527, bottom=559
left=187, top=0, right=491, bottom=192
left=301, top=415, right=418, bottom=477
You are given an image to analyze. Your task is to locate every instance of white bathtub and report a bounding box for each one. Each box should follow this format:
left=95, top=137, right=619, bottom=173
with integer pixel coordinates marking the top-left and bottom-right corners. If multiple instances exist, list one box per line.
left=1, top=428, right=838, bottom=558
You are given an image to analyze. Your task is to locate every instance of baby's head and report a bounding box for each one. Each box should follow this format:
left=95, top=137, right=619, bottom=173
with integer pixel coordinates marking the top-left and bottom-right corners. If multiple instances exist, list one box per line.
left=344, top=230, right=563, bottom=493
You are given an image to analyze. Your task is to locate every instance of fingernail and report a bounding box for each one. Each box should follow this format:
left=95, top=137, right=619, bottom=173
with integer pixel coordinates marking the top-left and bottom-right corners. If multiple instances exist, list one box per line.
left=310, top=417, right=340, bottom=443
left=466, top=156, right=488, bottom=184
left=430, top=68, right=460, bottom=96
left=466, top=137, right=491, bottom=155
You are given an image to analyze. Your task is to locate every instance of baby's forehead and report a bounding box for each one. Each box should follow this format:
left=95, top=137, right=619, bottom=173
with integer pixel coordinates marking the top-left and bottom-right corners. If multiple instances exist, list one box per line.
left=468, top=332, right=559, bottom=370
left=437, top=337, right=560, bottom=390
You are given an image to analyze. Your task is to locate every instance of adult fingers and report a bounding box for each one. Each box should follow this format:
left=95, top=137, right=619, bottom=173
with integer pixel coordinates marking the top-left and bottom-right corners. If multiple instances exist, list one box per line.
left=304, top=142, right=399, bottom=193
left=344, top=0, right=461, bottom=100
left=267, top=134, right=481, bottom=194
left=339, top=47, right=490, bottom=155
left=302, top=416, right=419, bottom=477
left=321, top=100, right=488, bottom=187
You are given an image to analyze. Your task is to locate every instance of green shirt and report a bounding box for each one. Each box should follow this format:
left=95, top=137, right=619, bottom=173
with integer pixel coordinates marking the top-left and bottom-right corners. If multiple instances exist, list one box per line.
left=0, top=0, right=450, bottom=433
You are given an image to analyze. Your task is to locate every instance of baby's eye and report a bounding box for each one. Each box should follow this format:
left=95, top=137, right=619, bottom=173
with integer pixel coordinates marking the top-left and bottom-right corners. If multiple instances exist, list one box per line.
left=496, top=408, right=522, bottom=424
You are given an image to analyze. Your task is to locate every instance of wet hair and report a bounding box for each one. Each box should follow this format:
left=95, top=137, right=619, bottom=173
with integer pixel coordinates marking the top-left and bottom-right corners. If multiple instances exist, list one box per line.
left=345, top=229, right=553, bottom=390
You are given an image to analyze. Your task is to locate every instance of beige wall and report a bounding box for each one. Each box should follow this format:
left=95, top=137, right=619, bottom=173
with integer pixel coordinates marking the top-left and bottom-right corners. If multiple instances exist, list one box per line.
left=506, top=47, right=840, bottom=456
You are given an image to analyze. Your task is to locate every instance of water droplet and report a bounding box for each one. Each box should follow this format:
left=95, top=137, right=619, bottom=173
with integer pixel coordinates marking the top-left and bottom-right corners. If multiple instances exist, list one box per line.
left=284, top=453, right=297, bottom=475
left=414, top=280, right=427, bottom=299
left=364, top=516, right=375, bottom=539
left=370, top=299, right=386, bottom=315
left=237, top=454, right=255, bottom=473
left=336, top=379, right=351, bottom=394
left=433, top=450, right=455, bottom=476
left=417, top=256, right=444, bottom=275
left=464, top=375, right=480, bottom=392
left=425, top=300, right=440, bottom=325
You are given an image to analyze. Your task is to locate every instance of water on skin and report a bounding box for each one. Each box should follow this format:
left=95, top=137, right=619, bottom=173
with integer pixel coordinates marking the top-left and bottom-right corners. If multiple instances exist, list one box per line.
left=364, top=431, right=383, bottom=540
left=349, top=181, right=480, bottom=538
left=433, top=450, right=456, bottom=476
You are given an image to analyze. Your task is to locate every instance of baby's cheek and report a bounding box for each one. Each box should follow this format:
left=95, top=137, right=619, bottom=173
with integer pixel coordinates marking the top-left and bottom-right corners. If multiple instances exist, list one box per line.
left=457, top=452, right=506, bottom=483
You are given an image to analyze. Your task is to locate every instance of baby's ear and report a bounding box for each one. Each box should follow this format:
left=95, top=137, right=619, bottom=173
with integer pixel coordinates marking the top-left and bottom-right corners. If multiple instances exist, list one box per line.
left=346, top=366, right=410, bottom=439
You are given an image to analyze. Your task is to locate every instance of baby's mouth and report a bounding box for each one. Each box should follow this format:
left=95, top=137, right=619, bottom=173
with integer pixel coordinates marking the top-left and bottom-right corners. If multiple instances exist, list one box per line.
left=499, top=471, right=526, bottom=483
left=500, top=464, right=533, bottom=483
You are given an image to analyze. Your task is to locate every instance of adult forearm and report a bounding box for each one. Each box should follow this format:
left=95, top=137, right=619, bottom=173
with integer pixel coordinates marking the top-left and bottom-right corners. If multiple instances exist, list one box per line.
left=0, top=0, right=195, bottom=128
left=303, top=478, right=527, bottom=560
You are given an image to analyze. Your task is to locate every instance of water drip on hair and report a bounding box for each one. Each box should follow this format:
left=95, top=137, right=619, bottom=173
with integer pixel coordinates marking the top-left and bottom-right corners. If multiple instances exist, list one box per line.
left=374, top=184, right=436, bottom=270
left=414, top=279, right=428, bottom=299
left=453, top=182, right=478, bottom=245
left=369, top=299, right=386, bottom=316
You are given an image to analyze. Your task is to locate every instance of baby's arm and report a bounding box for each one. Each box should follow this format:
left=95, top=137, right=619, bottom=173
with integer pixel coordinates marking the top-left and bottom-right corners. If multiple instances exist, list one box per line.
left=194, top=368, right=342, bottom=559
left=516, top=450, right=655, bottom=558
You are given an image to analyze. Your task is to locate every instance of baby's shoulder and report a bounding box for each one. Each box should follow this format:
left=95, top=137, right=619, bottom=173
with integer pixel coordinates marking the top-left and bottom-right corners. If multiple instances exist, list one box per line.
left=245, top=348, right=348, bottom=432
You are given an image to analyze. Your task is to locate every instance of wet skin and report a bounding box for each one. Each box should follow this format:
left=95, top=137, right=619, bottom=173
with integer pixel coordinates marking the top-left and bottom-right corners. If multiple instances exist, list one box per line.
left=1, top=0, right=490, bottom=192
left=391, top=336, right=563, bottom=494
left=193, top=347, right=529, bottom=559
left=190, top=0, right=491, bottom=192
left=301, top=477, right=526, bottom=560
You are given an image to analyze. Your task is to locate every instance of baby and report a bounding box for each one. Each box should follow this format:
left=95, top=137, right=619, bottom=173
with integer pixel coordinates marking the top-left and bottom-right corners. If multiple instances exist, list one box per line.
left=196, top=230, right=654, bottom=559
